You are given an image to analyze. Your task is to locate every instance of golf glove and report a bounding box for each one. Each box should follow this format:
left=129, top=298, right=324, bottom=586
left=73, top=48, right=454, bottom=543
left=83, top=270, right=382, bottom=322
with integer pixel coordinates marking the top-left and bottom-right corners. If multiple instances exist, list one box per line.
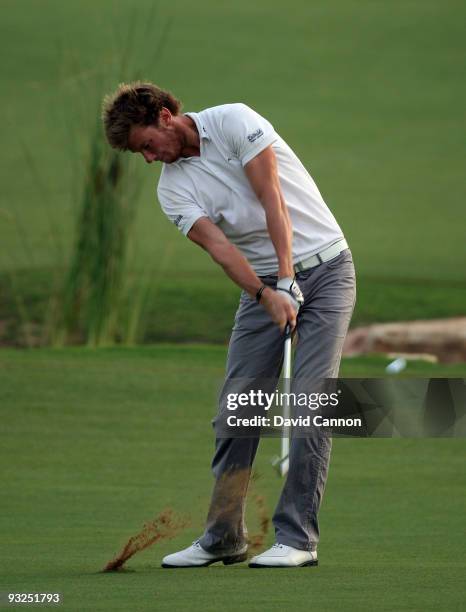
left=276, top=277, right=304, bottom=311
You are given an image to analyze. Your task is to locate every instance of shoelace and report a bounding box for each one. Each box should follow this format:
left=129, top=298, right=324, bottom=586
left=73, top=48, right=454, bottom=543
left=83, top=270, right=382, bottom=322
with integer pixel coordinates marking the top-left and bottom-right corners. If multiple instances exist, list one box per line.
left=272, top=543, right=284, bottom=549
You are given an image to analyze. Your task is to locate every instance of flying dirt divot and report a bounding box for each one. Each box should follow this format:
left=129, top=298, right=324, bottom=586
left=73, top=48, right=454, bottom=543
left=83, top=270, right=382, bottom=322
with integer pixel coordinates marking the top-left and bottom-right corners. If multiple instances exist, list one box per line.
left=103, top=509, right=189, bottom=572
left=247, top=471, right=270, bottom=556
left=202, top=468, right=271, bottom=559
left=247, top=493, right=270, bottom=555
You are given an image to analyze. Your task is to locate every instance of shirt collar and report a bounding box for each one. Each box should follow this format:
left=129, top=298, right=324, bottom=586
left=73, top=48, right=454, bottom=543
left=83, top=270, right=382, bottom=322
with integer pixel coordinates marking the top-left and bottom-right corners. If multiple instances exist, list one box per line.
left=185, top=112, right=210, bottom=141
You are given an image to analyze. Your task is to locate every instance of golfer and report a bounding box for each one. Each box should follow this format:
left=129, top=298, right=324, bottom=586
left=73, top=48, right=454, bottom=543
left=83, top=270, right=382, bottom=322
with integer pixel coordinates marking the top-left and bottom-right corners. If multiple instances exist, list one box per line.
left=102, top=82, right=356, bottom=568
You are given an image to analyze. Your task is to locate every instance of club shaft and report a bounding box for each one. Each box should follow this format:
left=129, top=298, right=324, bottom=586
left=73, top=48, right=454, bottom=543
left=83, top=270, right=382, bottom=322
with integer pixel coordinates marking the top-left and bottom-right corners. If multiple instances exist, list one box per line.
left=281, top=333, right=292, bottom=462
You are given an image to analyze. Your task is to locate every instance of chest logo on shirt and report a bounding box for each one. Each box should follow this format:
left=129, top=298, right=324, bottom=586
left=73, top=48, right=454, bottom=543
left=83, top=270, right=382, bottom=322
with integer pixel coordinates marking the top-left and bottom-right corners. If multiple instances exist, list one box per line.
left=247, top=128, right=264, bottom=143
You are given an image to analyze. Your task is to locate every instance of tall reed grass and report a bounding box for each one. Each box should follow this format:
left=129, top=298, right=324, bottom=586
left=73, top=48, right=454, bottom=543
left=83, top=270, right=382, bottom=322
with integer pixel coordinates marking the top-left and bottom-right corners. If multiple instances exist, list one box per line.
left=8, top=2, right=172, bottom=347
left=48, top=118, right=141, bottom=346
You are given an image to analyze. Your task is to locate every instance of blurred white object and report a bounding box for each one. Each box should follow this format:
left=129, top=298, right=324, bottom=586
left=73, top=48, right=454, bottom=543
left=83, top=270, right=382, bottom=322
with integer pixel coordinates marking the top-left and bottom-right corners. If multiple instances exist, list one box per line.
left=385, top=357, right=407, bottom=374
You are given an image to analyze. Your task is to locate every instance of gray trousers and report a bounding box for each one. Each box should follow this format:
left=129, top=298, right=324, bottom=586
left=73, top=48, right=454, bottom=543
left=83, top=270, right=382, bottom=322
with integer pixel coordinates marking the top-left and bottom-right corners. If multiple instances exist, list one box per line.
left=199, top=249, right=356, bottom=553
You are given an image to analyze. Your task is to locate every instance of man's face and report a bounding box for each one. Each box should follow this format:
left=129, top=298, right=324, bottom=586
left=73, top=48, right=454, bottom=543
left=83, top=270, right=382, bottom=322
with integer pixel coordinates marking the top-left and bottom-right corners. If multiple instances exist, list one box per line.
left=128, top=111, right=183, bottom=164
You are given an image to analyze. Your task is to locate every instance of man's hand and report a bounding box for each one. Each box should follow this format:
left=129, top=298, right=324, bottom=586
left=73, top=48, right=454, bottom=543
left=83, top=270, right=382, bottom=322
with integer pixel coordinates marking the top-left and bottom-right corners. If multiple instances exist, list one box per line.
left=260, top=287, right=298, bottom=332
left=276, top=277, right=304, bottom=311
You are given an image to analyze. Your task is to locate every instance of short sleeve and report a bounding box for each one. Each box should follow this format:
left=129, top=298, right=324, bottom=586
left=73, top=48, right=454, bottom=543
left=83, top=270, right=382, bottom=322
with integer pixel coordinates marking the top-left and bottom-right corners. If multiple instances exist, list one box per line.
left=157, top=184, right=208, bottom=236
left=220, top=103, right=278, bottom=166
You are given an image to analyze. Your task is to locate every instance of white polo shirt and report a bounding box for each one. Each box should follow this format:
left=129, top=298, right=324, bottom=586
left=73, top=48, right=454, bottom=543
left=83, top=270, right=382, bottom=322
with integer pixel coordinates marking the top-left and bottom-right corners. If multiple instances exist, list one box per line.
left=157, top=103, right=344, bottom=276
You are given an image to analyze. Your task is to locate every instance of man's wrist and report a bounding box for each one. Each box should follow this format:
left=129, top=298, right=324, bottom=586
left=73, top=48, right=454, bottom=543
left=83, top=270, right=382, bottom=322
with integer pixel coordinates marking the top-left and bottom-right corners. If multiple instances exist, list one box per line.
left=256, top=285, right=271, bottom=303
left=278, top=263, right=294, bottom=279
left=256, top=284, right=267, bottom=303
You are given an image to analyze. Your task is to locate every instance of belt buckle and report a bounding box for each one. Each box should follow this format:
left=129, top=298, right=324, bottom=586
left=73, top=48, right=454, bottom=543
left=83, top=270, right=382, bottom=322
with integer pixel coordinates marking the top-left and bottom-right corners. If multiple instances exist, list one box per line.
left=295, top=260, right=305, bottom=273
left=295, top=254, right=318, bottom=274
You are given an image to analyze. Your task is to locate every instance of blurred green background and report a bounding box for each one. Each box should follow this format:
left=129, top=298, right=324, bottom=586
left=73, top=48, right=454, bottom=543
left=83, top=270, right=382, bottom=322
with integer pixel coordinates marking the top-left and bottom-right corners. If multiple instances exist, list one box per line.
left=1, top=0, right=465, bottom=345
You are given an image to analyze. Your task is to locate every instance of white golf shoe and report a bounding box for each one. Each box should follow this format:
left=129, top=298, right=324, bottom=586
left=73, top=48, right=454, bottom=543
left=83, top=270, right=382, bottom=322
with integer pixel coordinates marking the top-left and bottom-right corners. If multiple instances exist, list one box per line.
left=162, top=540, right=248, bottom=568
left=249, top=543, right=318, bottom=568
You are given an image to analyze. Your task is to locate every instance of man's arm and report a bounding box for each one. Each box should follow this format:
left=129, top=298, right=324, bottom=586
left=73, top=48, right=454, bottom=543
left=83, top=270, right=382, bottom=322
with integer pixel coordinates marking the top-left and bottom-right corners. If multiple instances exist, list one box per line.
left=244, top=146, right=293, bottom=279
left=187, top=217, right=297, bottom=331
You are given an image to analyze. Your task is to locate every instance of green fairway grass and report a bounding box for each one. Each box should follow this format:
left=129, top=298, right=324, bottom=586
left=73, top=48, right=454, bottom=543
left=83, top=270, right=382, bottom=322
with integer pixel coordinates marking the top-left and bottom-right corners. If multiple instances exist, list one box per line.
left=1, top=346, right=465, bottom=611
left=1, top=0, right=465, bottom=344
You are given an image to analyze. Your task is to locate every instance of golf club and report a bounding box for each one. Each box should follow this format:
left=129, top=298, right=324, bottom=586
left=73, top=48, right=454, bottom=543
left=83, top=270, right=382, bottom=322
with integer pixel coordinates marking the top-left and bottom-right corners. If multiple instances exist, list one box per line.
left=271, top=323, right=292, bottom=476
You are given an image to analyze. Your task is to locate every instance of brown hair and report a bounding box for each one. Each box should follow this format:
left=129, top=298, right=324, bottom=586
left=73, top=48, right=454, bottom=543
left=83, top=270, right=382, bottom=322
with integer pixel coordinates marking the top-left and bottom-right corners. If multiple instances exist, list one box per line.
left=101, top=81, right=182, bottom=150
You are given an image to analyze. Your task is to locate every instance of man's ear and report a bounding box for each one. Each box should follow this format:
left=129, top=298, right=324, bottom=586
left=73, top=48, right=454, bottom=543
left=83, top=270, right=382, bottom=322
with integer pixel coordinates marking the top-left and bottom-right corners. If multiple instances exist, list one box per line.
left=159, top=107, right=172, bottom=126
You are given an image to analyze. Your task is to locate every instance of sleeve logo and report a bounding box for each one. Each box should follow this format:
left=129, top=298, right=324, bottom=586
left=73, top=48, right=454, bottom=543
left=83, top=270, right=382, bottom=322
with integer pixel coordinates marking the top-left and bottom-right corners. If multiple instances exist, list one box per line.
left=247, top=128, right=264, bottom=143
left=174, top=214, right=183, bottom=227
